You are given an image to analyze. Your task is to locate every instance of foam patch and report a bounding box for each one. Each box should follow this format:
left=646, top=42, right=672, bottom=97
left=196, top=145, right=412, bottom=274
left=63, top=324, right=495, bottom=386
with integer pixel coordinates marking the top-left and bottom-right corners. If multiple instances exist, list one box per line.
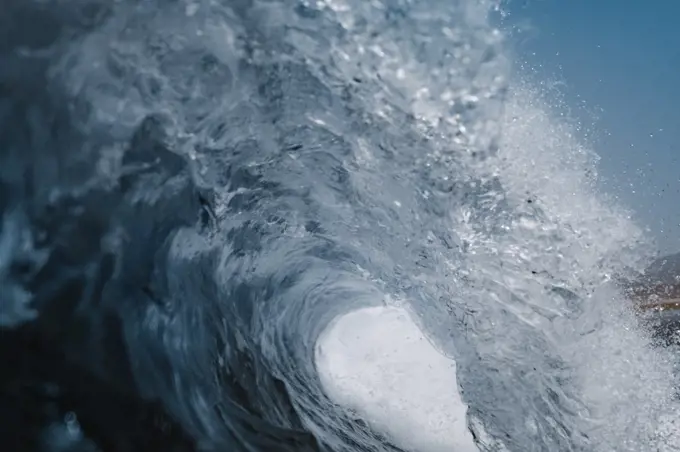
left=315, top=306, right=478, bottom=452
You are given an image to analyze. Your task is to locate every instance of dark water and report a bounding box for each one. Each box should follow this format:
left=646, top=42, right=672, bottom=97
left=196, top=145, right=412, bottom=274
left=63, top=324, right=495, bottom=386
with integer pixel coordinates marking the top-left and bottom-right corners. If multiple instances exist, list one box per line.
left=1, top=1, right=679, bottom=451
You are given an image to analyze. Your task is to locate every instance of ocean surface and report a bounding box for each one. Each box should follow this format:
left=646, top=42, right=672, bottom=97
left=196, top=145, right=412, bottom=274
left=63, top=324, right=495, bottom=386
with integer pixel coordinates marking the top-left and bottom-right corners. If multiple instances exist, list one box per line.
left=1, top=0, right=679, bottom=451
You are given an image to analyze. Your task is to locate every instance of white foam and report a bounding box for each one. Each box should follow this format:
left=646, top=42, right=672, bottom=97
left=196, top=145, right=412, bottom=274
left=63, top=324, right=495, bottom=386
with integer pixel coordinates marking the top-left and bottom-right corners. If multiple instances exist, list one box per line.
left=315, top=306, right=478, bottom=452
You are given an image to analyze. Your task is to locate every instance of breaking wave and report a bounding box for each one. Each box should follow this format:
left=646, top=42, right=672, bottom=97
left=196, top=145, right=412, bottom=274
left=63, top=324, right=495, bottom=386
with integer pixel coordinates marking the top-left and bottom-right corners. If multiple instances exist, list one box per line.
left=1, top=0, right=678, bottom=451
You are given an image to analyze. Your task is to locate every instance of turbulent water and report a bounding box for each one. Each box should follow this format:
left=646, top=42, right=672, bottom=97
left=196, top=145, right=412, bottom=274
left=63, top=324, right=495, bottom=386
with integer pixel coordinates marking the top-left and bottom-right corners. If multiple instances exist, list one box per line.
left=1, top=0, right=679, bottom=451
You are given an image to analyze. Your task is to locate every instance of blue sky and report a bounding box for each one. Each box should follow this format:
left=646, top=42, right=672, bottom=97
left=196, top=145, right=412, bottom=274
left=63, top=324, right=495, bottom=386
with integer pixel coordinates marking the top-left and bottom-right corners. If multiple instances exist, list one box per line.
left=501, top=0, right=680, bottom=254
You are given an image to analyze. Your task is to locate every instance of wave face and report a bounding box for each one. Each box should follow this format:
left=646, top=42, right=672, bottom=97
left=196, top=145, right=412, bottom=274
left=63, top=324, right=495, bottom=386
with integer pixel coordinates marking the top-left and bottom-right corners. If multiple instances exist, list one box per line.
left=1, top=0, right=679, bottom=451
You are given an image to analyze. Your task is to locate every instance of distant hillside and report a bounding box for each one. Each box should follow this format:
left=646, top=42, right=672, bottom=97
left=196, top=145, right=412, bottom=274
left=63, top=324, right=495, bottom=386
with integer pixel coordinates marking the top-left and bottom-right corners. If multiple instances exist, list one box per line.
left=631, top=253, right=680, bottom=344
left=645, top=252, right=680, bottom=285
left=626, top=252, right=680, bottom=303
